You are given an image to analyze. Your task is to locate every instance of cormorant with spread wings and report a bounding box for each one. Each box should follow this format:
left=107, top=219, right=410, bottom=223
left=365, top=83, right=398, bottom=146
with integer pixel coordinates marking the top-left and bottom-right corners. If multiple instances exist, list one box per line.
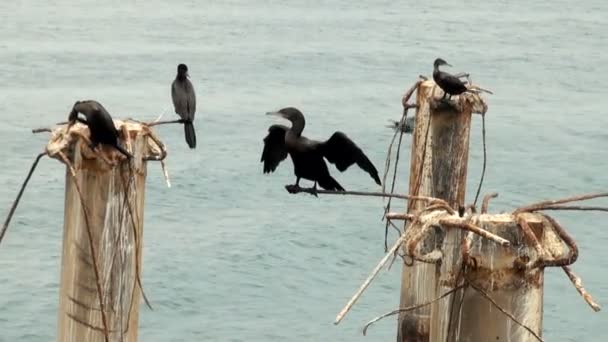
left=261, top=107, right=381, bottom=192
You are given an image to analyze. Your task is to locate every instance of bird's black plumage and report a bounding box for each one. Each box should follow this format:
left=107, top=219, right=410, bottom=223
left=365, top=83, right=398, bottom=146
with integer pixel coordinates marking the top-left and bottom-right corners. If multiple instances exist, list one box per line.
left=67, top=100, right=132, bottom=159
left=433, top=58, right=469, bottom=99
left=171, top=63, right=197, bottom=149
left=261, top=107, right=381, bottom=191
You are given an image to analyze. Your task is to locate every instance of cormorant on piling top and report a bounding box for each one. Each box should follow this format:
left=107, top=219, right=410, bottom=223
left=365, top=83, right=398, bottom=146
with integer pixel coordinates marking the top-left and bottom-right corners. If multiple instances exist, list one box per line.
left=67, top=100, right=132, bottom=159
left=433, top=58, right=470, bottom=99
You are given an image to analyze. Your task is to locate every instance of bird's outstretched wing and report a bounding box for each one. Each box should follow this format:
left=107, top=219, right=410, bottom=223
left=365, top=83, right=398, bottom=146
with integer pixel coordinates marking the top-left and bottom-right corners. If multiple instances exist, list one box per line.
left=261, top=125, right=289, bottom=173
left=321, top=132, right=381, bottom=185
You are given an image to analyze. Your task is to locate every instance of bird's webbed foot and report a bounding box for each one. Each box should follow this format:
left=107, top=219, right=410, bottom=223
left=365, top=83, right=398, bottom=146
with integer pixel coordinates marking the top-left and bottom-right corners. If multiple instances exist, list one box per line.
left=285, top=184, right=301, bottom=194
left=308, top=183, right=319, bottom=197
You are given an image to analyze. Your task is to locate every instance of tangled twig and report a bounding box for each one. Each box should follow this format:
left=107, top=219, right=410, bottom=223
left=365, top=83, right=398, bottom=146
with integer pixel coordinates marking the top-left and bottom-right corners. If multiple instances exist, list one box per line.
left=1, top=152, right=47, bottom=245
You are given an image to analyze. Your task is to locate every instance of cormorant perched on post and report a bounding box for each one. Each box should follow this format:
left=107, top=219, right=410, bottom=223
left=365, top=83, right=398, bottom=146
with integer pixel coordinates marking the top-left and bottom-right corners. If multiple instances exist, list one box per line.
left=67, top=100, right=132, bottom=158
left=261, top=107, right=381, bottom=192
left=433, top=58, right=470, bottom=100
left=171, top=63, right=197, bottom=149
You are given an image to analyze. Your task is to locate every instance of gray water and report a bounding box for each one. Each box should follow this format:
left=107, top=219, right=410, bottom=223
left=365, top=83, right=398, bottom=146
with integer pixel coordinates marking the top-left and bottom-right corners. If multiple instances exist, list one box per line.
left=1, top=1, right=607, bottom=341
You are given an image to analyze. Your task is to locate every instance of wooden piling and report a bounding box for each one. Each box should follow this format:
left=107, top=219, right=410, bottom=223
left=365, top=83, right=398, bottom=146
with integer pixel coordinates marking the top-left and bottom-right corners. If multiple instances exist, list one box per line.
left=43, top=121, right=166, bottom=342
left=396, top=81, right=476, bottom=341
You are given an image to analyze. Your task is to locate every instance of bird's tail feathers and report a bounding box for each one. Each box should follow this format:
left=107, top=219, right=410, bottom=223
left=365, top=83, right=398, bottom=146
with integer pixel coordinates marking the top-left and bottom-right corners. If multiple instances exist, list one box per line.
left=318, top=176, right=345, bottom=191
left=184, top=121, right=197, bottom=149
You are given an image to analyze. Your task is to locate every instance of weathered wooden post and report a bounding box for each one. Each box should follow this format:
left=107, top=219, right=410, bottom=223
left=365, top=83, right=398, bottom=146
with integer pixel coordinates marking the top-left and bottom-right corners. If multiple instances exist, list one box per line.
left=44, top=121, right=166, bottom=342
left=396, top=80, right=480, bottom=341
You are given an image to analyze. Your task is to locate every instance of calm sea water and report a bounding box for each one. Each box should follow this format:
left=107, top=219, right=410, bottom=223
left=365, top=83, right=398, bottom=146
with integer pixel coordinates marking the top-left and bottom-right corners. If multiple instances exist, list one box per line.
left=1, top=1, right=607, bottom=341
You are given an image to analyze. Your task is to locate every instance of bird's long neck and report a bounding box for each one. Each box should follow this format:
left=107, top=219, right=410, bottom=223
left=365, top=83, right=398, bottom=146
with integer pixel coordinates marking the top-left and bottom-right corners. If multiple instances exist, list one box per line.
left=433, top=65, right=441, bottom=76
left=289, top=114, right=305, bottom=137
left=176, top=74, right=187, bottom=81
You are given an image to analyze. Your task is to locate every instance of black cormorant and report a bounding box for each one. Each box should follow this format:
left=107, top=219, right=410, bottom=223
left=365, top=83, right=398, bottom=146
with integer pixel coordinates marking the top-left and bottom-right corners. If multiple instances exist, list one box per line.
left=433, top=58, right=470, bottom=99
left=67, top=100, right=132, bottom=158
left=171, top=63, right=197, bottom=149
left=261, top=107, right=381, bottom=192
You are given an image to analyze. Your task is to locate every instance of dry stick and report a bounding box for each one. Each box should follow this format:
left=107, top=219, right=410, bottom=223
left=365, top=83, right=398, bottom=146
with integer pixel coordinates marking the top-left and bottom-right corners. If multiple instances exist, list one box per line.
left=473, top=114, right=488, bottom=206
left=440, top=220, right=510, bottom=246
left=385, top=213, right=416, bottom=220
left=562, top=266, right=601, bottom=312
left=362, top=284, right=466, bottom=336
left=481, top=192, right=498, bottom=214
left=1, top=152, right=46, bottom=245
left=146, top=119, right=182, bottom=127
left=515, top=192, right=608, bottom=214
left=334, top=234, right=406, bottom=325
left=287, top=187, right=440, bottom=203
left=469, top=283, right=544, bottom=342
left=530, top=205, right=608, bottom=212
left=58, top=152, right=110, bottom=342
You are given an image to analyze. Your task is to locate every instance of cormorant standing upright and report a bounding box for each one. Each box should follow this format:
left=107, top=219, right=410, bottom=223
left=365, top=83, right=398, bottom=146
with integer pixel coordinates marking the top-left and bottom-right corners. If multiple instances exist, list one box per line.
left=433, top=58, right=470, bottom=99
left=261, top=107, right=381, bottom=192
left=67, top=100, right=132, bottom=158
left=171, top=63, right=197, bottom=149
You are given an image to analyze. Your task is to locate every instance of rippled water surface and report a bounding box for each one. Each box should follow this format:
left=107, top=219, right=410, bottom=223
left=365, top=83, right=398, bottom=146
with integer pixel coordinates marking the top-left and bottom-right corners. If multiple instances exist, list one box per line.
left=1, top=1, right=607, bottom=341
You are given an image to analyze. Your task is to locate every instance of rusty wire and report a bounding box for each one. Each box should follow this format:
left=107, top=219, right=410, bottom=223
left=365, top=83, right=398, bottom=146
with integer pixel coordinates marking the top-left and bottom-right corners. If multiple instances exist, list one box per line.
left=472, top=113, right=488, bottom=207
left=1, top=152, right=47, bottom=245
left=382, top=80, right=422, bottom=251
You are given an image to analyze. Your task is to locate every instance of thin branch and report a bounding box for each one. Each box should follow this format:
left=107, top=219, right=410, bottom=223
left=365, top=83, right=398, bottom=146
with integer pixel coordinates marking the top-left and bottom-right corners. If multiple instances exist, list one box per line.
left=146, top=119, right=182, bottom=127
left=439, top=219, right=510, bottom=246
left=529, top=205, right=608, bottom=212
left=469, top=283, right=544, bottom=342
left=362, top=284, right=466, bottom=335
left=285, top=186, right=439, bottom=202
left=385, top=213, right=416, bottom=221
left=32, top=121, right=69, bottom=133
left=562, top=266, right=601, bottom=312
left=515, top=192, right=608, bottom=214
left=473, top=114, right=487, bottom=206
left=1, top=152, right=46, bottom=245
left=334, top=235, right=406, bottom=325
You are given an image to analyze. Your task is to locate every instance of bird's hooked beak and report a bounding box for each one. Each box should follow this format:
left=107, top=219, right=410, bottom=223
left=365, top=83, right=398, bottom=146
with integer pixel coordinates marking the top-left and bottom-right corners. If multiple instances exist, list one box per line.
left=266, top=111, right=284, bottom=118
left=444, top=62, right=453, bottom=67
